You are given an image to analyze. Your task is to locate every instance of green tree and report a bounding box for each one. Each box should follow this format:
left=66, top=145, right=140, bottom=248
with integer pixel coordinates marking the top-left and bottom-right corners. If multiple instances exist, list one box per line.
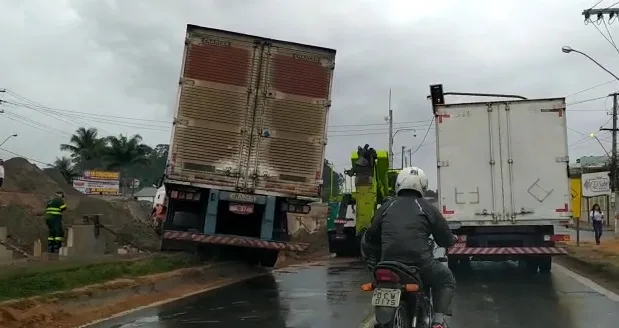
left=52, top=156, right=80, bottom=184
left=321, top=159, right=344, bottom=201
left=59, top=127, right=105, bottom=170
left=124, top=143, right=169, bottom=187
left=103, top=134, right=152, bottom=194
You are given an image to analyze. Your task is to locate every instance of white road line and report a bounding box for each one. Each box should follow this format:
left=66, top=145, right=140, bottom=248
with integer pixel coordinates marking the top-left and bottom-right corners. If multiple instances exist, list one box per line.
left=358, top=310, right=375, bottom=328
left=553, top=263, right=619, bottom=302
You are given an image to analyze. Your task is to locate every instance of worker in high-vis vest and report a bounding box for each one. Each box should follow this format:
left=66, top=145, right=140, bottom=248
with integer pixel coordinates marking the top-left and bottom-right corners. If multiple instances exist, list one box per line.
left=45, top=191, right=67, bottom=253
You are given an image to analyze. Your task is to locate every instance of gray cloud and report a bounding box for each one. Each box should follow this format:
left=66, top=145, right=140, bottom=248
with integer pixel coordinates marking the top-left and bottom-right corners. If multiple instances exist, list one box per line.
left=0, top=0, right=618, bottom=187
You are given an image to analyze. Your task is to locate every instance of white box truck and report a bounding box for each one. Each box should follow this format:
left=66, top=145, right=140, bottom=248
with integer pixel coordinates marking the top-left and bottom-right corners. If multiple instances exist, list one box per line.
left=430, top=84, right=571, bottom=273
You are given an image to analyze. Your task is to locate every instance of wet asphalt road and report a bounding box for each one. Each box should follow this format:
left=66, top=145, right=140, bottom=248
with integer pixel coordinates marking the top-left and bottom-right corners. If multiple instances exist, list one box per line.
left=89, top=258, right=619, bottom=328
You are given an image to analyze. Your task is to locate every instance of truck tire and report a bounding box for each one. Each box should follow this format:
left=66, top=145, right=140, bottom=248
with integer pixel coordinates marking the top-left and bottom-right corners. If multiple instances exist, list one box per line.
left=525, top=259, right=539, bottom=273
left=447, top=258, right=459, bottom=271
left=538, top=256, right=552, bottom=274
left=259, top=250, right=279, bottom=267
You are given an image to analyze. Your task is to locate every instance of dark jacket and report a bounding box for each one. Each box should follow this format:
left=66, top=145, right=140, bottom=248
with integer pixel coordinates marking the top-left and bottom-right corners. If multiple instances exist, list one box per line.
left=362, top=194, right=456, bottom=266
left=45, top=197, right=67, bottom=219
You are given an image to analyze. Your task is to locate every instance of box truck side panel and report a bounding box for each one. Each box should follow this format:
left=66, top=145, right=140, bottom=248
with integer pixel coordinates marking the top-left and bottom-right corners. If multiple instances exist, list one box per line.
left=436, top=102, right=497, bottom=223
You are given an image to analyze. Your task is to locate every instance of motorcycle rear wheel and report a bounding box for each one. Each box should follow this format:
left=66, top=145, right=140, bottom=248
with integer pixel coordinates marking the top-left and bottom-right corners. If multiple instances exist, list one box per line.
left=375, top=302, right=411, bottom=328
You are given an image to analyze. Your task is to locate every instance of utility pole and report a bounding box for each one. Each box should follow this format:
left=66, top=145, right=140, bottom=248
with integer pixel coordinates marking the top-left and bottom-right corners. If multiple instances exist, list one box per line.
left=601, top=92, right=619, bottom=235
left=401, top=146, right=405, bottom=168
left=582, top=8, right=619, bottom=23
left=407, top=149, right=412, bottom=166
left=387, top=89, right=394, bottom=168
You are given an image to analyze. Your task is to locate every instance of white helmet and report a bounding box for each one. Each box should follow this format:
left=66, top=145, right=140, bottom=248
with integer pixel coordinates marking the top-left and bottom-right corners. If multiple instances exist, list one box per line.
left=395, top=166, right=428, bottom=196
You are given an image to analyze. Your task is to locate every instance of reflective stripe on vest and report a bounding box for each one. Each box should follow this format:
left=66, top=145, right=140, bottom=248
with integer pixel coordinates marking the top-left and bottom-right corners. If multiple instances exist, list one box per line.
left=46, top=207, right=62, bottom=215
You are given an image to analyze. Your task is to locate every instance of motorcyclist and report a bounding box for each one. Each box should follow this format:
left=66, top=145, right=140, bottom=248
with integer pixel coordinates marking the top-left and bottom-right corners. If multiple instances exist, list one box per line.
left=360, top=166, right=456, bottom=328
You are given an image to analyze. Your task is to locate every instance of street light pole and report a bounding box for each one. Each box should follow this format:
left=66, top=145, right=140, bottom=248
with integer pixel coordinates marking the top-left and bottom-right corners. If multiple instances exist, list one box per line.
left=387, top=89, right=393, bottom=168
left=0, top=134, right=17, bottom=148
left=563, top=45, right=619, bottom=235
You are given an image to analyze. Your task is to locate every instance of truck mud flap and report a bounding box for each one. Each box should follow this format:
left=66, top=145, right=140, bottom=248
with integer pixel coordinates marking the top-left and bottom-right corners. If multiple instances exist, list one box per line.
left=448, top=246, right=567, bottom=255
left=163, top=230, right=309, bottom=252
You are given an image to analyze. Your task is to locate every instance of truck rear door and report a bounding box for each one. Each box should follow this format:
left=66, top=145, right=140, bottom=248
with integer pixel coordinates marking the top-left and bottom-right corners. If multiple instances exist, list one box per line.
left=436, top=98, right=570, bottom=225
left=241, top=41, right=335, bottom=197
left=498, top=99, right=571, bottom=223
left=436, top=102, right=497, bottom=224
left=169, top=26, right=263, bottom=190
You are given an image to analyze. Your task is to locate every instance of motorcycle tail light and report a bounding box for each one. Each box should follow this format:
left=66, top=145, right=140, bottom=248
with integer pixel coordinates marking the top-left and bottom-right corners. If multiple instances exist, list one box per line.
left=375, top=269, right=400, bottom=282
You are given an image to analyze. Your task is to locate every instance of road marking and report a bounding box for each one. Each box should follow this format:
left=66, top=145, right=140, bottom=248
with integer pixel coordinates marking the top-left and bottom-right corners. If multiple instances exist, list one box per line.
left=554, top=263, right=619, bottom=302
left=358, top=310, right=375, bottom=328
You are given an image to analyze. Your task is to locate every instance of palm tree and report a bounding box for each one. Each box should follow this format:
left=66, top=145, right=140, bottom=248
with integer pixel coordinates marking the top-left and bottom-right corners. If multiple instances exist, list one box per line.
left=60, top=127, right=105, bottom=169
left=104, top=134, right=152, bottom=169
left=103, top=134, right=152, bottom=194
left=52, top=156, right=80, bottom=184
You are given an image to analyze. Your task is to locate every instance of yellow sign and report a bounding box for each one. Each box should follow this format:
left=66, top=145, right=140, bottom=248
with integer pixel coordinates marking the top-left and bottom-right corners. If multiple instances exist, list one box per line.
left=87, top=188, right=119, bottom=194
left=570, top=178, right=581, bottom=218
left=83, top=170, right=120, bottom=180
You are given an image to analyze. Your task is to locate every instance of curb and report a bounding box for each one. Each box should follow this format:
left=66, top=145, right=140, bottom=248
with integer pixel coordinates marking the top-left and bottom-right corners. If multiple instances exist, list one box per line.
left=0, top=261, right=266, bottom=328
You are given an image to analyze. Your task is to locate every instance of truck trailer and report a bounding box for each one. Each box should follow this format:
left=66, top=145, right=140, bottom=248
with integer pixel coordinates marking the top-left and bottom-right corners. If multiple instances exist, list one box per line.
left=157, top=24, right=336, bottom=267
left=430, top=84, right=571, bottom=273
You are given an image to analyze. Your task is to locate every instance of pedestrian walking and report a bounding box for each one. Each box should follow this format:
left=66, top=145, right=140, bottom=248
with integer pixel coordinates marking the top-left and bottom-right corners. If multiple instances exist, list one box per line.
left=45, top=191, right=67, bottom=253
left=590, top=203, right=604, bottom=245
left=0, top=159, right=5, bottom=189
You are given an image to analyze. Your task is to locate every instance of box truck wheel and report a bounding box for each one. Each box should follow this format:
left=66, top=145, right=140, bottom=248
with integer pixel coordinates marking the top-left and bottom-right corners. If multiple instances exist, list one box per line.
left=524, top=258, right=539, bottom=273
left=259, top=250, right=279, bottom=267
left=538, top=256, right=552, bottom=274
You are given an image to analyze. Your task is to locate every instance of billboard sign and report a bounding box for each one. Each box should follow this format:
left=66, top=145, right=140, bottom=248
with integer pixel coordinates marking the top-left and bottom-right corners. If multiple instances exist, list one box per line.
left=581, top=171, right=611, bottom=197
left=73, top=170, right=121, bottom=195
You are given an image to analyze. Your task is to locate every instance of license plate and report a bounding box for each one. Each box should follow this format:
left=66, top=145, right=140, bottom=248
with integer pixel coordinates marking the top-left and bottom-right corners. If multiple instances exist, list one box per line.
left=371, top=288, right=401, bottom=307
left=229, top=203, right=254, bottom=215
left=228, top=192, right=257, bottom=203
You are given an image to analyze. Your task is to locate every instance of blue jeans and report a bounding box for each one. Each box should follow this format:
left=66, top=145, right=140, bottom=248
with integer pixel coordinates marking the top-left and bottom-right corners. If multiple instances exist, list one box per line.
left=592, top=220, right=603, bottom=244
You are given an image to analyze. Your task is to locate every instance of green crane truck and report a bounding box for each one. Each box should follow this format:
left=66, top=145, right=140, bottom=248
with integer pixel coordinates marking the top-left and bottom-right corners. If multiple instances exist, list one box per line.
left=327, top=145, right=400, bottom=256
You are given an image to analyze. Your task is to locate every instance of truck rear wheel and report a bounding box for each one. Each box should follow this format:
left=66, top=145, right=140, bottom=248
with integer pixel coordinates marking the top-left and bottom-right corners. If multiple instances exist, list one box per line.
left=259, top=250, right=279, bottom=267
left=538, top=256, right=552, bottom=274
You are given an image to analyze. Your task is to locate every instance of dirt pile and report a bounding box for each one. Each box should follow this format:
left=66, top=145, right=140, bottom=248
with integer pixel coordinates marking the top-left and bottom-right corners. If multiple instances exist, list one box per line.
left=281, top=203, right=330, bottom=262
left=0, top=158, right=158, bottom=253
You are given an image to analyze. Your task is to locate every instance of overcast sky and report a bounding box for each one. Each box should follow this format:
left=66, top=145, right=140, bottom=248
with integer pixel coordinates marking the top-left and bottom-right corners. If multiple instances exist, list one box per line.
left=1, top=0, right=619, bottom=188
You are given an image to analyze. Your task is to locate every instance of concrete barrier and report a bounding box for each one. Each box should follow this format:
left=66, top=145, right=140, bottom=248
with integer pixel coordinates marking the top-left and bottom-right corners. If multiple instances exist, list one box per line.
left=0, top=227, right=14, bottom=261
left=59, top=224, right=116, bottom=258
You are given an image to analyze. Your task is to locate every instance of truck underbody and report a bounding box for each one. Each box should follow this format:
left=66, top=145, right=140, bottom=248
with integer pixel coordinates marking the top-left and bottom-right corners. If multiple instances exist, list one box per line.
left=446, top=224, right=570, bottom=273
left=159, top=184, right=311, bottom=267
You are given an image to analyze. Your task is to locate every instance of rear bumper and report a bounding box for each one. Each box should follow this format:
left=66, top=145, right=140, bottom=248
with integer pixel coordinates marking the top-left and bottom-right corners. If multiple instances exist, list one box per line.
left=162, top=230, right=308, bottom=252
left=448, top=246, right=567, bottom=256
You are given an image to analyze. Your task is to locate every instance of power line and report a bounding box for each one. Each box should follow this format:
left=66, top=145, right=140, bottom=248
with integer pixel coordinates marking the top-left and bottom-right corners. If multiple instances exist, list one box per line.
left=329, top=119, right=433, bottom=128
left=409, top=118, right=434, bottom=157
left=565, top=80, right=616, bottom=98
left=0, top=147, right=52, bottom=166
left=566, top=95, right=609, bottom=106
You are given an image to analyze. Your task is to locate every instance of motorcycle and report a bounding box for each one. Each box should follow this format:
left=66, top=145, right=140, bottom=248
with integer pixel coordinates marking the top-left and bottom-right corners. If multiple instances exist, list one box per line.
left=360, top=240, right=447, bottom=328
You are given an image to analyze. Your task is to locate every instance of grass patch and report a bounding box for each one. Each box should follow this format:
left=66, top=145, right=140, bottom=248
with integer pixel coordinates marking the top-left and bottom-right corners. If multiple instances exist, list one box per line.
left=563, top=240, right=619, bottom=277
left=0, top=254, right=200, bottom=301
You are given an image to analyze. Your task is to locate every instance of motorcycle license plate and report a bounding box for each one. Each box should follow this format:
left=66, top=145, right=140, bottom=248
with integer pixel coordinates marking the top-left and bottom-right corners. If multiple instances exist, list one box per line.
left=371, top=288, right=401, bottom=307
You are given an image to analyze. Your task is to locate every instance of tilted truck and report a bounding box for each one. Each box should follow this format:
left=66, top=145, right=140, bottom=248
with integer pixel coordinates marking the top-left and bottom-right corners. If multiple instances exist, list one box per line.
left=429, top=84, right=571, bottom=273
left=156, top=24, right=336, bottom=267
